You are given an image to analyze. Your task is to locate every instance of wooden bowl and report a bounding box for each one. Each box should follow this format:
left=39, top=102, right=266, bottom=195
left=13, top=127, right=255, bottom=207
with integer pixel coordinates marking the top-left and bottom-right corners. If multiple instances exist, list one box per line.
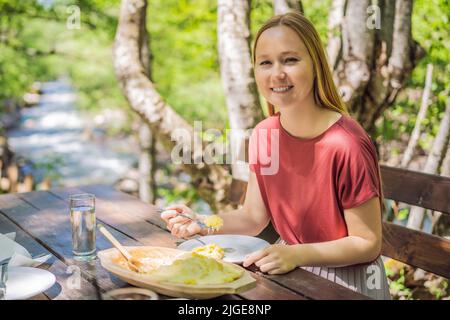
left=98, top=246, right=256, bottom=299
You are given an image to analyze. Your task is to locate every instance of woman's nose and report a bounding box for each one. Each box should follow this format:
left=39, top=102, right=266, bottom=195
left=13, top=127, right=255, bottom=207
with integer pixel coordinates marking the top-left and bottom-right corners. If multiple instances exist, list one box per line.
left=272, top=65, right=286, bottom=80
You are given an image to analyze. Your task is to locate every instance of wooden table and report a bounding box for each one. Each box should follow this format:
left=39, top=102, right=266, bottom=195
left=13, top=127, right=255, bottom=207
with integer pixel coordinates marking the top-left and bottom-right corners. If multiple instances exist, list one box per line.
left=0, top=185, right=370, bottom=300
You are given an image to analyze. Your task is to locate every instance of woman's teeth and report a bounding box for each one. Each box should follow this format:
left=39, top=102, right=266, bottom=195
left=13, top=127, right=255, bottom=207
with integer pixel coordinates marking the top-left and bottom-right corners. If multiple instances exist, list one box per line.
left=271, top=86, right=293, bottom=93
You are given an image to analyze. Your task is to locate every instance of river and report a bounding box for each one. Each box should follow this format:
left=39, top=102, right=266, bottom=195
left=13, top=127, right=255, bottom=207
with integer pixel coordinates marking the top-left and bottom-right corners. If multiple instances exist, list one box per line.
left=7, top=79, right=138, bottom=187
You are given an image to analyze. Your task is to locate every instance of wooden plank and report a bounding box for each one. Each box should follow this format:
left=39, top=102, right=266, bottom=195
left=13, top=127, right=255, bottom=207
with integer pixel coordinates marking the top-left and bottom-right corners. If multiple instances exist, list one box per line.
left=382, top=222, right=450, bottom=278
left=380, top=165, right=450, bottom=214
left=260, top=267, right=370, bottom=300
left=51, top=185, right=308, bottom=300
left=0, top=212, right=103, bottom=300
left=50, top=184, right=167, bottom=230
left=50, top=186, right=178, bottom=248
left=0, top=192, right=132, bottom=296
left=237, top=271, right=306, bottom=300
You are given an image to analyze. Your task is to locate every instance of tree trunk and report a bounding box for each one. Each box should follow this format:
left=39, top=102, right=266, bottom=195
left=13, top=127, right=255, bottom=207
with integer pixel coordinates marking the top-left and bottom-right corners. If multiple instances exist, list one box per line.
left=217, top=0, right=264, bottom=181
left=407, top=100, right=450, bottom=230
left=400, top=64, right=433, bottom=168
left=273, top=0, right=304, bottom=15
left=114, top=0, right=232, bottom=211
left=327, top=0, right=346, bottom=71
left=138, top=122, right=156, bottom=203
left=429, top=144, right=450, bottom=232
left=137, top=5, right=156, bottom=203
left=329, top=0, right=425, bottom=134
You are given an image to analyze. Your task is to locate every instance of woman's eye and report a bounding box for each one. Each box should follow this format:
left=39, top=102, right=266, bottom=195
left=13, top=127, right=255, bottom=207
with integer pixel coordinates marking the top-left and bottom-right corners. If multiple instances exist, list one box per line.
left=259, top=60, right=271, bottom=66
left=284, top=57, right=299, bottom=63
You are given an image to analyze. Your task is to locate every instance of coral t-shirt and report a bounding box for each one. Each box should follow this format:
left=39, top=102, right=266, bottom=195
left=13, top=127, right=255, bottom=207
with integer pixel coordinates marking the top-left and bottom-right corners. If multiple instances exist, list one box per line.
left=249, top=113, right=382, bottom=245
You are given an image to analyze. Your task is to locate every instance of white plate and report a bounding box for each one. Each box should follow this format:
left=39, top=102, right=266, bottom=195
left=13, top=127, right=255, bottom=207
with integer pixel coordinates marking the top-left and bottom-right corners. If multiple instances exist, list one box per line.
left=5, top=267, right=56, bottom=300
left=177, top=235, right=270, bottom=264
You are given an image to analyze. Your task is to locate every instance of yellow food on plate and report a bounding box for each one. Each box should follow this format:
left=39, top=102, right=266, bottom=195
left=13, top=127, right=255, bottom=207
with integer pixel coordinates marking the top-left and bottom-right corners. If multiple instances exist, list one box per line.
left=191, top=243, right=225, bottom=260
left=114, top=249, right=242, bottom=285
left=149, top=252, right=242, bottom=285
left=203, top=215, right=223, bottom=230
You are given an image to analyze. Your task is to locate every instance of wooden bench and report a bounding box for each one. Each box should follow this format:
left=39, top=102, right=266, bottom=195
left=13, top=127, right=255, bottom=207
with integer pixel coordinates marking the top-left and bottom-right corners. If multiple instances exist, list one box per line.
left=227, top=165, right=450, bottom=279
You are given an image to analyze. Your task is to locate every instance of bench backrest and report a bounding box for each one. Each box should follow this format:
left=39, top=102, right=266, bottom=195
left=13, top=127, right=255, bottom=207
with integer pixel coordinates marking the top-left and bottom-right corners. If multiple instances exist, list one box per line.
left=227, top=165, right=450, bottom=279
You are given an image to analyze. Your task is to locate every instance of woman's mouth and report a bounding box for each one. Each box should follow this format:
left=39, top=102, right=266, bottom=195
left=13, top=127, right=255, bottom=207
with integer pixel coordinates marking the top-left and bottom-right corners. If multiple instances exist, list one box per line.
left=271, top=85, right=294, bottom=93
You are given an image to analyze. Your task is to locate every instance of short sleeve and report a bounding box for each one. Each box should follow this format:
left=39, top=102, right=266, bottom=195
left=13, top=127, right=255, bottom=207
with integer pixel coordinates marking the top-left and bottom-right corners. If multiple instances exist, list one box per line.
left=338, top=138, right=381, bottom=209
left=248, top=127, right=259, bottom=173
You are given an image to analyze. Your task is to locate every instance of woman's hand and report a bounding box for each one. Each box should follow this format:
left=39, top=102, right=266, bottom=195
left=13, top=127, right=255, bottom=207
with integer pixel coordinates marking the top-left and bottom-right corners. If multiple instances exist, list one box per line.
left=160, top=204, right=205, bottom=238
left=243, top=244, right=300, bottom=275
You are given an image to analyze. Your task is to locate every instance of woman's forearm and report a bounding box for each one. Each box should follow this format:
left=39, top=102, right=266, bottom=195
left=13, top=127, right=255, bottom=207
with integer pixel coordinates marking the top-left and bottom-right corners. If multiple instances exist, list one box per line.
left=212, top=208, right=268, bottom=236
left=292, top=236, right=381, bottom=268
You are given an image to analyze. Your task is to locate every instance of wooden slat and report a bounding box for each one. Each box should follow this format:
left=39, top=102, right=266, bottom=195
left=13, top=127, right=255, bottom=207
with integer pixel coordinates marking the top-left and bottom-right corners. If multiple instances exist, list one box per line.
left=380, top=165, right=450, bottom=214
left=0, top=212, right=103, bottom=300
left=382, top=222, right=450, bottom=279
left=263, top=268, right=369, bottom=300
left=237, top=271, right=306, bottom=300
left=50, top=185, right=178, bottom=247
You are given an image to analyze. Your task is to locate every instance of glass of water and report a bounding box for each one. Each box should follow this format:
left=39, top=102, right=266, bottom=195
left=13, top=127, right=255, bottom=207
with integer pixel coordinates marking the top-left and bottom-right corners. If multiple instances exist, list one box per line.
left=69, top=193, right=96, bottom=261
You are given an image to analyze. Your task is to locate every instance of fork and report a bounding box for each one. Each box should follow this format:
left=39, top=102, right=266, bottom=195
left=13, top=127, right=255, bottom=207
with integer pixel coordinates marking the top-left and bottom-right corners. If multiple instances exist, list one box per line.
left=0, top=257, right=11, bottom=300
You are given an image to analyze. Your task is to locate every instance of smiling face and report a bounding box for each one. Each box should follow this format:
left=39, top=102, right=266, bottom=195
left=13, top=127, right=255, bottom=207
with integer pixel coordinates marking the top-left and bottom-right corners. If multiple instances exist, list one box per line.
left=254, top=25, right=316, bottom=110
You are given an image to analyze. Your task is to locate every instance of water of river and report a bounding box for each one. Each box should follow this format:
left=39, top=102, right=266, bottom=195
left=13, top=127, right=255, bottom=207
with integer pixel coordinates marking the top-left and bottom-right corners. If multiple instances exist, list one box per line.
left=7, top=79, right=138, bottom=187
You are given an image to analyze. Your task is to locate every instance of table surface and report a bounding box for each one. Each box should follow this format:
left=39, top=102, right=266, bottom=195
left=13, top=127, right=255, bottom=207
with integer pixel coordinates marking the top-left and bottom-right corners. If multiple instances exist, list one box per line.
left=0, top=185, right=370, bottom=300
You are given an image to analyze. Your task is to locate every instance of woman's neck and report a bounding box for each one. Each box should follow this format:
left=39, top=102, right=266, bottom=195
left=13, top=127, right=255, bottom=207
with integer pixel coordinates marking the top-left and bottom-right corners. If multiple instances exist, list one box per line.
left=279, top=97, right=341, bottom=139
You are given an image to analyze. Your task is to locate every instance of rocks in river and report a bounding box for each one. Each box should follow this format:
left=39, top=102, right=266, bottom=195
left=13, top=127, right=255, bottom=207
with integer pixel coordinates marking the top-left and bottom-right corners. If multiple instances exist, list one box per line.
left=114, top=168, right=140, bottom=195
left=115, top=177, right=139, bottom=194
left=1, top=99, right=21, bottom=130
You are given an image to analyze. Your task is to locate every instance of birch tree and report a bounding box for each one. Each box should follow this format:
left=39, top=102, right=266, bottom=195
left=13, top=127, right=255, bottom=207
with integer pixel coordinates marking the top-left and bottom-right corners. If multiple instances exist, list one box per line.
left=137, top=6, right=156, bottom=203
left=217, top=0, right=264, bottom=181
left=114, top=0, right=232, bottom=211
left=327, top=0, right=425, bottom=134
left=273, top=0, right=304, bottom=15
left=407, top=100, right=450, bottom=230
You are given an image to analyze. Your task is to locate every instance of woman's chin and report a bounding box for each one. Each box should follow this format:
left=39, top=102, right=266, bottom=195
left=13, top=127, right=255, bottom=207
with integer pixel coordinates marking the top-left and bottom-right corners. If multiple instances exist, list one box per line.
left=270, top=101, right=297, bottom=111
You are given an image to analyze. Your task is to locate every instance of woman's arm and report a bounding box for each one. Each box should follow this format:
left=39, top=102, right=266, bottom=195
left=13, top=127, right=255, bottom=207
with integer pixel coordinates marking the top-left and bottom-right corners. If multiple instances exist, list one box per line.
left=161, top=171, right=271, bottom=238
left=294, top=196, right=382, bottom=266
left=243, top=197, right=382, bottom=274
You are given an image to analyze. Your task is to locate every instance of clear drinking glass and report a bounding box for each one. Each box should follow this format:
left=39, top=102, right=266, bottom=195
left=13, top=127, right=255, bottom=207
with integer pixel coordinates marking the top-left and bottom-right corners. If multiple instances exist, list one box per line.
left=69, top=193, right=96, bottom=261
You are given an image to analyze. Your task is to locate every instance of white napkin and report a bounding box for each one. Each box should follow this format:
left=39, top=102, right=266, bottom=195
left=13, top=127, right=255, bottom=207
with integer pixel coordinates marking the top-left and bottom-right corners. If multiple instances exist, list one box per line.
left=0, top=232, right=52, bottom=267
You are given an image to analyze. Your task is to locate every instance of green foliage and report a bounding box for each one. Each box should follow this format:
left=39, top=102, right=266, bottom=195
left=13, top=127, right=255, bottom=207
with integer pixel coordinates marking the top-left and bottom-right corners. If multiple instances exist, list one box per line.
left=388, top=268, right=413, bottom=300
left=410, top=0, right=450, bottom=148
left=397, top=208, right=409, bottom=221
left=427, top=278, right=448, bottom=299
left=148, top=0, right=226, bottom=129
left=158, top=187, right=199, bottom=207
left=378, top=0, right=450, bottom=155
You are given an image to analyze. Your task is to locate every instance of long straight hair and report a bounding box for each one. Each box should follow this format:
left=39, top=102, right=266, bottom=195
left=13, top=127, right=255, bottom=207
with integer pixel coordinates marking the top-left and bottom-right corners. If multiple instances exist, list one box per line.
left=252, top=12, right=348, bottom=117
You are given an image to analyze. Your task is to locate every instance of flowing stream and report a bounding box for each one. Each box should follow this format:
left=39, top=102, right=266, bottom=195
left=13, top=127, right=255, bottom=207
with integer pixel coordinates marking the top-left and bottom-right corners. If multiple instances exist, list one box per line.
left=7, top=79, right=138, bottom=187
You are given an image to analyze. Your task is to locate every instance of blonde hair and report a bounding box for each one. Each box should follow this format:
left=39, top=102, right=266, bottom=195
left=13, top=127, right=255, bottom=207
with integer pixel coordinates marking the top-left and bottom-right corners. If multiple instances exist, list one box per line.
left=252, top=12, right=348, bottom=116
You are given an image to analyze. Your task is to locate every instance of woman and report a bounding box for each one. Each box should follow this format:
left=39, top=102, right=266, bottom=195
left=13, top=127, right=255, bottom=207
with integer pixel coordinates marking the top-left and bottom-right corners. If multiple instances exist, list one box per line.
left=161, top=12, right=391, bottom=299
